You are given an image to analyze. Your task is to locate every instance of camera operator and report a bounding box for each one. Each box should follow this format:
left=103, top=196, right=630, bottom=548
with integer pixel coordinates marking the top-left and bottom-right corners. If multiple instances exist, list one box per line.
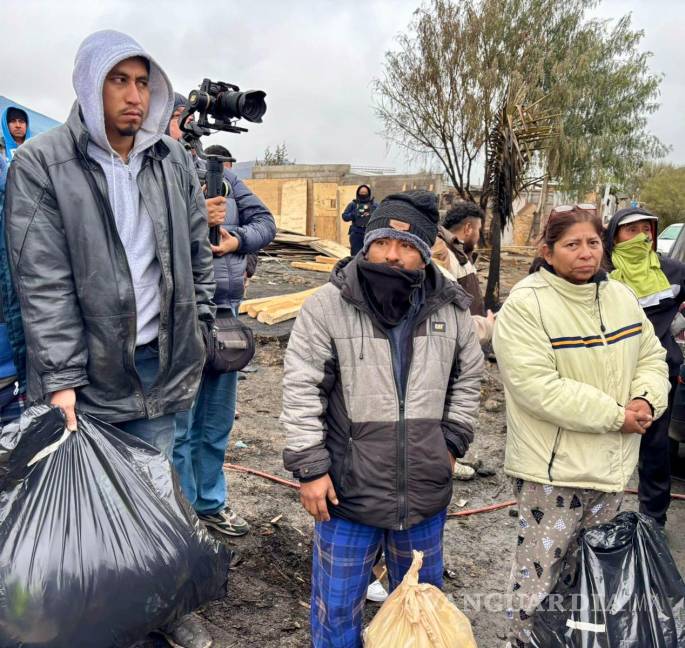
left=168, top=101, right=276, bottom=538
left=342, top=184, right=379, bottom=255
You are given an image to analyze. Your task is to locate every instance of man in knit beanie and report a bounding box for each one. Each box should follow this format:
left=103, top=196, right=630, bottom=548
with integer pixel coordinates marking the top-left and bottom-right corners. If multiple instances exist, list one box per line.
left=361, top=190, right=439, bottom=265
left=281, top=190, right=484, bottom=646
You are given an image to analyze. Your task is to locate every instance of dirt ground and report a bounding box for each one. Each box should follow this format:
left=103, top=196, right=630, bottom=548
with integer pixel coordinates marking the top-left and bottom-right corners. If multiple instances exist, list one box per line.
left=166, top=254, right=685, bottom=647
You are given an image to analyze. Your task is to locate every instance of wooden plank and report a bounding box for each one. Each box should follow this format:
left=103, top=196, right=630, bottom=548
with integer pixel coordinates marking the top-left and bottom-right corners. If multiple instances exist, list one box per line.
left=273, top=232, right=319, bottom=244
left=337, top=185, right=359, bottom=245
left=239, top=296, right=276, bottom=314
left=313, top=182, right=339, bottom=241
left=247, top=304, right=267, bottom=318
left=315, top=256, right=338, bottom=265
left=306, top=179, right=315, bottom=237
left=291, top=261, right=336, bottom=273
left=244, top=179, right=287, bottom=217
left=279, top=179, right=308, bottom=235
left=242, top=287, right=322, bottom=318
left=257, top=304, right=302, bottom=325
left=310, top=238, right=350, bottom=259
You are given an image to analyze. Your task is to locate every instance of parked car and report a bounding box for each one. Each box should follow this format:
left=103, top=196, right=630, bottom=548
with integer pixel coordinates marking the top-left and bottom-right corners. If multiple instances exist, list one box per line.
left=658, top=223, right=685, bottom=256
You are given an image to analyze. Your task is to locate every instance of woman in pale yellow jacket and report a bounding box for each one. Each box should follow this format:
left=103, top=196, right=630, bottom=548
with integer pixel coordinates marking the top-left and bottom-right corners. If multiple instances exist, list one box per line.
left=493, top=207, right=670, bottom=648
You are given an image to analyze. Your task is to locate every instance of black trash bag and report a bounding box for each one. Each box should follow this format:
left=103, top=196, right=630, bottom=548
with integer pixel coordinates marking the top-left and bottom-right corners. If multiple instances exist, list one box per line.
left=0, top=405, right=231, bottom=648
left=530, top=511, right=685, bottom=648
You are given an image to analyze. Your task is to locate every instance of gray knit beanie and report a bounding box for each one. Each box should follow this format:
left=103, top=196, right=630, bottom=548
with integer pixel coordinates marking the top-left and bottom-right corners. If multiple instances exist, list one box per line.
left=362, top=190, right=439, bottom=263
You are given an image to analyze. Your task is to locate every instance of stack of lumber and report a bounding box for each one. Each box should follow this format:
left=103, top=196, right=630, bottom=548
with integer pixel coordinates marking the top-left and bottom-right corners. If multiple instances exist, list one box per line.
left=239, top=286, right=323, bottom=325
left=290, top=256, right=338, bottom=273
left=261, top=230, right=350, bottom=262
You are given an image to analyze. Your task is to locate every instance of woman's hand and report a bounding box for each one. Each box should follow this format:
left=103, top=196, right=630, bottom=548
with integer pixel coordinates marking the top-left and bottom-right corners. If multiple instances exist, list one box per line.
left=621, top=408, right=652, bottom=435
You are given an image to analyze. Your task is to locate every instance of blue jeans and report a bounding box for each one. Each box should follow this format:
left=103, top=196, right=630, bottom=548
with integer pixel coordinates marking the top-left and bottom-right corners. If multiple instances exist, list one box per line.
left=174, top=302, right=240, bottom=514
left=311, top=510, right=447, bottom=648
left=113, top=342, right=176, bottom=461
left=174, top=370, right=238, bottom=514
left=349, top=228, right=365, bottom=256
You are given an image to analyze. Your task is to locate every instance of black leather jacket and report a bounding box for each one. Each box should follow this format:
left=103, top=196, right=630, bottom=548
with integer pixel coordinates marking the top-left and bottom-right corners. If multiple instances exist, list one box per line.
left=4, top=105, right=215, bottom=422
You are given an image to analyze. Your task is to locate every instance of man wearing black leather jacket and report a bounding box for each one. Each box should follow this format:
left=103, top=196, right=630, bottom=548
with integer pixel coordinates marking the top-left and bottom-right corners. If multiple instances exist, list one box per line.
left=5, top=30, right=215, bottom=463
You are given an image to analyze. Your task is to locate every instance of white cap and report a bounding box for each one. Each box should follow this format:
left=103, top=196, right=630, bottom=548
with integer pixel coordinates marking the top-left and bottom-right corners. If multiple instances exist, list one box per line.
left=617, top=212, right=658, bottom=226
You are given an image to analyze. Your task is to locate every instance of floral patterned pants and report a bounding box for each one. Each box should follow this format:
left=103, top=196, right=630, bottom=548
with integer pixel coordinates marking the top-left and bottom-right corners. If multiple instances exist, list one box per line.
left=505, top=478, right=623, bottom=647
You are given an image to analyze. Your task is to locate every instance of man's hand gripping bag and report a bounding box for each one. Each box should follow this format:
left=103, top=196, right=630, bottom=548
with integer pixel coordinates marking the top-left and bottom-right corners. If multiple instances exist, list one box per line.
left=0, top=405, right=231, bottom=647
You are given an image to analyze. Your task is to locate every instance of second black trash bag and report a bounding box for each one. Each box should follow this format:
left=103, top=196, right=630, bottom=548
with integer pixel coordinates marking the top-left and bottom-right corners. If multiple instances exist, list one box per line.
left=0, top=405, right=231, bottom=648
left=531, top=511, right=685, bottom=648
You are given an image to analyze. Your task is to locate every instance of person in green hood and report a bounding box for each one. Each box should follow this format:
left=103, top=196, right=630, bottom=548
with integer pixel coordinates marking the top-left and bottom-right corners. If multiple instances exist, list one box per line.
left=605, top=207, right=685, bottom=528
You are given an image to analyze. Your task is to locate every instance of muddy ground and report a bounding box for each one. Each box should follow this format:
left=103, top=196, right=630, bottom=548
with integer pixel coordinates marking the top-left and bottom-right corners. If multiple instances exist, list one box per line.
left=168, top=254, right=685, bottom=647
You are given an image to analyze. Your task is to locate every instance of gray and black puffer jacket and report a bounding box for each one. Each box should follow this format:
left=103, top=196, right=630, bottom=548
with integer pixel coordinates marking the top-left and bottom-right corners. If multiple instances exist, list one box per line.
left=282, top=257, right=484, bottom=530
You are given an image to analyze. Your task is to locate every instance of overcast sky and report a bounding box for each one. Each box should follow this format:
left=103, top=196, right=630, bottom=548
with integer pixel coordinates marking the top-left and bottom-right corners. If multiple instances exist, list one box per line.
left=2, top=0, right=683, bottom=174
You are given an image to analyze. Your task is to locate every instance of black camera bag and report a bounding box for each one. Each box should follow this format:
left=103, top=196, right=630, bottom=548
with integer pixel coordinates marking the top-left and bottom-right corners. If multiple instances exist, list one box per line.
left=205, top=308, right=255, bottom=373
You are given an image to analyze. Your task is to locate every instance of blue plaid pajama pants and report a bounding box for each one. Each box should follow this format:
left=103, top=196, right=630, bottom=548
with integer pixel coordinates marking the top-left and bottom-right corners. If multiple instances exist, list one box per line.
left=310, top=509, right=447, bottom=648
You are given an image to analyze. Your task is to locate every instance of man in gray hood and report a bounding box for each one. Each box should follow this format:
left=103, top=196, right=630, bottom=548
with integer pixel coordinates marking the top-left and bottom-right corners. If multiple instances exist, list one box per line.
left=4, top=29, right=215, bottom=648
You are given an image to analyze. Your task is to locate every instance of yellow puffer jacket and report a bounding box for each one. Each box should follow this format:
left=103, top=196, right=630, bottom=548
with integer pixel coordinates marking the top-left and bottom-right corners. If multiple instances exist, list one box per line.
left=493, top=267, right=670, bottom=492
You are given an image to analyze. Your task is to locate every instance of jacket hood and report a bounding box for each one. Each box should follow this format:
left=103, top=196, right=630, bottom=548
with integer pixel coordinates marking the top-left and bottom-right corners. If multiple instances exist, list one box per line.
left=72, top=30, right=174, bottom=158
left=605, top=207, right=659, bottom=257
left=330, top=254, right=471, bottom=315
left=356, top=184, right=373, bottom=203
left=1, top=106, right=31, bottom=161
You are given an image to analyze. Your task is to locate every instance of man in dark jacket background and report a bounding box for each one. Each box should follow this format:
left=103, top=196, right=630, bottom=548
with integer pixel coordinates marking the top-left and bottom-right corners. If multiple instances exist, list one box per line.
left=5, top=30, right=216, bottom=646
left=167, top=103, right=276, bottom=537
left=282, top=191, right=483, bottom=647
left=605, top=207, right=685, bottom=527
left=441, top=201, right=486, bottom=315
left=342, top=183, right=379, bottom=254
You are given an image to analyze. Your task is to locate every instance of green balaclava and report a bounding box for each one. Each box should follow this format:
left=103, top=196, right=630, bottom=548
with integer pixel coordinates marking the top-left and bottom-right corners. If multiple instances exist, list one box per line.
left=610, top=233, right=670, bottom=298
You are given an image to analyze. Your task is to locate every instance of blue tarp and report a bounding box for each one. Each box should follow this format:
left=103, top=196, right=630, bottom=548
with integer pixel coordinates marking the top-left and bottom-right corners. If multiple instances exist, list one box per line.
left=0, top=96, right=60, bottom=136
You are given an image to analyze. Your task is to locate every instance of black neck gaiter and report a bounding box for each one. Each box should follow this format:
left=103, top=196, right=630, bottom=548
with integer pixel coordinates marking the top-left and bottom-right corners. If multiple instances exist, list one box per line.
left=357, top=259, right=425, bottom=328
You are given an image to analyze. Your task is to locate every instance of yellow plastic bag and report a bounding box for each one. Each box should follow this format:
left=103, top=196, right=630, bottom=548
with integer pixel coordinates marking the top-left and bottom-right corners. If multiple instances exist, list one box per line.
left=363, top=550, right=478, bottom=648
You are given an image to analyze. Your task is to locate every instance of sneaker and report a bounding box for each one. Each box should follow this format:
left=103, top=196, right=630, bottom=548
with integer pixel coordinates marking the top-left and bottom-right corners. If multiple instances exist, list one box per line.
left=160, top=613, right=212, bottom=648
left=366, top=579, right=388, bottom=603
left=453, top=462, right=476, bottom=481
left=199, top=508, right=250, bottom=537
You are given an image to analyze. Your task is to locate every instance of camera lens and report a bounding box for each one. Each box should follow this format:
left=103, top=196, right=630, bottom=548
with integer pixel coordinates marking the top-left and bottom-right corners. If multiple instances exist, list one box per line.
left=188, top=90, right=211, bottom=113
left=217, top=90, right=267, bottom=123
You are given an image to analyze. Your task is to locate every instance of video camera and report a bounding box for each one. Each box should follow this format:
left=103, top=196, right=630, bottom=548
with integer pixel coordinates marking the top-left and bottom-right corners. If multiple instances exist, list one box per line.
left=179, top=79, right=267, bottom=244
left=357, top=203, right=371, bottom=222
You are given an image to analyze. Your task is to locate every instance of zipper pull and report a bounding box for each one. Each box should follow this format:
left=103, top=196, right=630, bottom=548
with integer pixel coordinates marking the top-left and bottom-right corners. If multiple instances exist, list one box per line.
left=13, top=381, right=18, bottom=396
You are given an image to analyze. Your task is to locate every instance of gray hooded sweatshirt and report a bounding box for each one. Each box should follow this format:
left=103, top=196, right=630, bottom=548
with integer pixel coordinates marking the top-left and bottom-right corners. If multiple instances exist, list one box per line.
left=72, top=30, right=174, bottom=345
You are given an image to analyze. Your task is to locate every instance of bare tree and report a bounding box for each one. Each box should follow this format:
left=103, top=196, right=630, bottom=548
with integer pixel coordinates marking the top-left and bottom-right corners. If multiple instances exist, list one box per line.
left=374, top=1, right=488, bottom=204
left=375, top=0, right=664, bottom=202
left=260, top=142, right=294, bottom=166
left=374, top=0, right=665, bottom=306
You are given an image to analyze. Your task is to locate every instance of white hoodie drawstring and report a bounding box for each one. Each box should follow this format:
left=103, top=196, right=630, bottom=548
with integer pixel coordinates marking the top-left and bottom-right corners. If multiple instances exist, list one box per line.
left=110, top=153, right=117, bottom=217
